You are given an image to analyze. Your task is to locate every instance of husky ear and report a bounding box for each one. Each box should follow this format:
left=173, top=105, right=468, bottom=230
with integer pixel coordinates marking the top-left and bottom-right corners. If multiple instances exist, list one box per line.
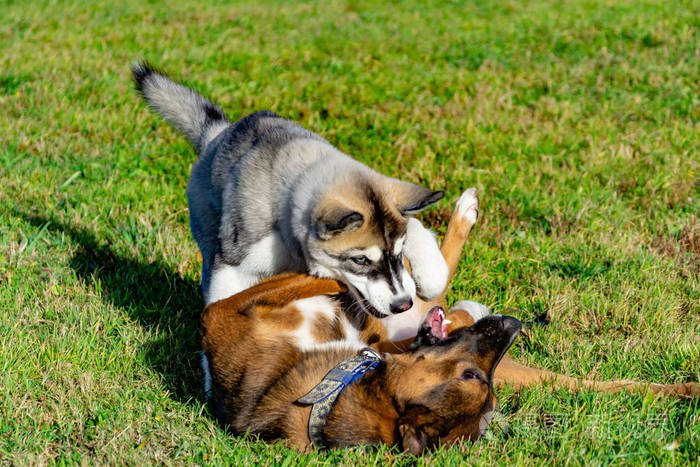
left=393, top=181, right=444, bottom=215
left=314, top=206, right=364, bottom=240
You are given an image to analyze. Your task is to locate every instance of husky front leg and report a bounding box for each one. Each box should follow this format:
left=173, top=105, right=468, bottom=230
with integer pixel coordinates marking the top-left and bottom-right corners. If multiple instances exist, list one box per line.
left=406, top=187, right=479, bottom=302
left=205, top=257, right=260, bottom=305
left=403, top=218, right=448, bottom=301
left=438, top=188, right=479, bottom=286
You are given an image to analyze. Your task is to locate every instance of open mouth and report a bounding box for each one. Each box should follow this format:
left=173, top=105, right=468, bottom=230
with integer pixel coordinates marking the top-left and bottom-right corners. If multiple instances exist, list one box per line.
left=358, top=298, right=385, bottom=319
left=421, top=306, right=449, bottom=343
left=337, top=273, right=390, bottom=318
left=345, top=287, right=386, bottom=318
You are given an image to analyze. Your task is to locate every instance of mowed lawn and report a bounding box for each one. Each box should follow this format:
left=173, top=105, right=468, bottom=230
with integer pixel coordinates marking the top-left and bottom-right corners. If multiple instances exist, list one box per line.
left=2, top=0, right=698, bottom=464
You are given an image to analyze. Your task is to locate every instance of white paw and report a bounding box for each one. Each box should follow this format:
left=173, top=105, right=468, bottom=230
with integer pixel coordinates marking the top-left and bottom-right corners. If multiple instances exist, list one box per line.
left=404, top=218, right=448, bottom=301
left=455, top=188, right=479, bottom=225
left=450, top=300, right=490, bottom=322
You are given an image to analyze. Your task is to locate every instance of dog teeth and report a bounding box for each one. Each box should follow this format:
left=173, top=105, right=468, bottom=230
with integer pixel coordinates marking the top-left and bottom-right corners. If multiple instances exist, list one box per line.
left=443, top=319, right=452, bottom=325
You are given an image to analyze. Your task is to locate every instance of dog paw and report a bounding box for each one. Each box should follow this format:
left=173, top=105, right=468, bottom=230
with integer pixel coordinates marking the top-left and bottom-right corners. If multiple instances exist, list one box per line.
left=404, top=218, right=448, bottom=301
left=455, top=188, right=479, bottom=225
left=450, top=300, right=490, bottom=323
left=414, top=261, right=448, bottom=301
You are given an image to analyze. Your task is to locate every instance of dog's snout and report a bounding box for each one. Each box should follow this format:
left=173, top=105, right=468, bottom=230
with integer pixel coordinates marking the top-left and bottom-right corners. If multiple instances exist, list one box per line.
left=391, top=298, right=413, bottom=314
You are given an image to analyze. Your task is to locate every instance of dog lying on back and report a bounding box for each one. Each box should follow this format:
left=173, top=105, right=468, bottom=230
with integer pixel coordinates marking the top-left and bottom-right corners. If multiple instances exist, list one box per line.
left=203, top=292, right=519, bottom=454
left=201, top=188, right=698, bottom=453
left=132, top=62, right=448, bottom=316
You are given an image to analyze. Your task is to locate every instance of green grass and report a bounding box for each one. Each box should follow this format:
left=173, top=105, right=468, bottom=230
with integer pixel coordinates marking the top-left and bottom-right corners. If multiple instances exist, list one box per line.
left=1, top=0, right=698, bottom=464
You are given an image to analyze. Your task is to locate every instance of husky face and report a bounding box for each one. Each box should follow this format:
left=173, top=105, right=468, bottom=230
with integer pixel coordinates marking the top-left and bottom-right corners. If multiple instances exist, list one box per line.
left=308, top=178, right=444, bottom=318
left=310, top=224, right=415, bottom=318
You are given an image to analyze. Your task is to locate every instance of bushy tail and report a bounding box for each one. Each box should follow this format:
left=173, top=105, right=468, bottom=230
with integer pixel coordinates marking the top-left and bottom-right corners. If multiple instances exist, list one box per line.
left=131, top=61, right=229, bottom=152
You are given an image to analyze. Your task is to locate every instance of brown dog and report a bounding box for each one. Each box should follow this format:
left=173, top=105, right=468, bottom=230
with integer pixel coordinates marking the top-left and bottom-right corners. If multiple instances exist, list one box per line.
left=203, top=295, right=519, bottom=453
left=201, top=189, right=697, bottom=453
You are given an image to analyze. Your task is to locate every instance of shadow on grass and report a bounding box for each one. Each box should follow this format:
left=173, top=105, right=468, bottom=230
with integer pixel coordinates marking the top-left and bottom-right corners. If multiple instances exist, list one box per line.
left=22, top=213, right=204, bottom=405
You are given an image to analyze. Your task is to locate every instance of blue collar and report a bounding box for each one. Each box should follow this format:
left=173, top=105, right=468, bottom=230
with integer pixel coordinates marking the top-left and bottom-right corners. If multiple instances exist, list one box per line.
left=297, top=347, right=382, bottom=448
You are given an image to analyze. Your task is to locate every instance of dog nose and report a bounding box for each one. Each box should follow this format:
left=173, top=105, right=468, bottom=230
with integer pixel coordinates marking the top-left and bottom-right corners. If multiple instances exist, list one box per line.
left=391, top=298, right=413, bottom=314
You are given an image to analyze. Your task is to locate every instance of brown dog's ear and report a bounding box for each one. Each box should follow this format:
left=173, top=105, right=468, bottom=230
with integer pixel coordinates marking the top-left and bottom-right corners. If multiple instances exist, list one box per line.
left=313, top=206, right=364, bottom=240
left=469, top=315, right=522, bottom=376
left=398, top=424, right=426, bottom=456
left=392, top=180, right=444, bottom=215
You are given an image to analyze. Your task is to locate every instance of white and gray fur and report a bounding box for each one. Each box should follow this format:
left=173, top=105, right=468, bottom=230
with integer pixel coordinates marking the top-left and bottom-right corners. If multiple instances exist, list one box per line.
left=132, top=63, right=448, bottom=314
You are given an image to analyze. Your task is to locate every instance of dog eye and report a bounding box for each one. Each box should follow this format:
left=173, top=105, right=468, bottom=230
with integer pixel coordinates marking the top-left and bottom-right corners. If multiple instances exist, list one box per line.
left=461, top=369, right=479, bottom=381
left=351, top=256, right=369, bottom=266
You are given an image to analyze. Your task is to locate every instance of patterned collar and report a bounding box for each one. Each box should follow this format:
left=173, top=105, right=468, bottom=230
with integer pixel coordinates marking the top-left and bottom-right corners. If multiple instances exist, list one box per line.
left=297, top=347, right=382, bottom=448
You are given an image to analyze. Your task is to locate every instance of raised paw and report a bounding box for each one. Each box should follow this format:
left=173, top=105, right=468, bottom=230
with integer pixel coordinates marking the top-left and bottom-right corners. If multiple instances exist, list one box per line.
left=455, top=188, right=479, bottom=225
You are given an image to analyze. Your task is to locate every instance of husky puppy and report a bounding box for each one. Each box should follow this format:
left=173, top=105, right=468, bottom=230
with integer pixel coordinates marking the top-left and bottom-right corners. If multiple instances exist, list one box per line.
left=132, top=63, right=449, bottom=314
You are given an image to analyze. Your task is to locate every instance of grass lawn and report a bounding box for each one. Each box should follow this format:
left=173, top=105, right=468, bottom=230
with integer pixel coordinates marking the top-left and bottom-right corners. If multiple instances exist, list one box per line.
left=1, top=0, right=698, bottom=464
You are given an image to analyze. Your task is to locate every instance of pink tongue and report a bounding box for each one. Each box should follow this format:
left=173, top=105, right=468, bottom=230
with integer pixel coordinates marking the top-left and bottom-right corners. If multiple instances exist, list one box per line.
left=426, top=306, right=447, bottom=339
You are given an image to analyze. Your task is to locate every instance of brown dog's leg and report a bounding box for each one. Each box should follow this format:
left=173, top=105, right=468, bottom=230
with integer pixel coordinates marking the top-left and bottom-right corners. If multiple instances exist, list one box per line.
left=441, top=313, right=699, bottom=398
left=416, top=188, right=479, bottom=315
left=204, top=273, right=346, bottom=314
left=436, top=188, right=479, bottom=304
left=438, top=297, right=698, bottom=398
left=201, top=273, right=347, bottom=338
left=493, top=357, right=699, bottom=398
left=444, top=310, right=698, bottom=398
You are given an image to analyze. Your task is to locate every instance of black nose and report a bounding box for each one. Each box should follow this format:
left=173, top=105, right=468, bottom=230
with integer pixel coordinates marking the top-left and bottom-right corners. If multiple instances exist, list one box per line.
left=391, top=298, right=413, bottom=314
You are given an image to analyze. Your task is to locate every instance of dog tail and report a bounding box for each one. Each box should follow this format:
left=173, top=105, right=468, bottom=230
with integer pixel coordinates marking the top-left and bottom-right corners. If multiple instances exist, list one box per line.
left=131, top=61, right=229, bottom=152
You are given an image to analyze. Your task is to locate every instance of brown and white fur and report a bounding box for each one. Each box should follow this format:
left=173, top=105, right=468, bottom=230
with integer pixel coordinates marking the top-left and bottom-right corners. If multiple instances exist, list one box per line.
left=201, top=188, right=697, bottom=452
left=201, top=276, right=520, bottom=454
